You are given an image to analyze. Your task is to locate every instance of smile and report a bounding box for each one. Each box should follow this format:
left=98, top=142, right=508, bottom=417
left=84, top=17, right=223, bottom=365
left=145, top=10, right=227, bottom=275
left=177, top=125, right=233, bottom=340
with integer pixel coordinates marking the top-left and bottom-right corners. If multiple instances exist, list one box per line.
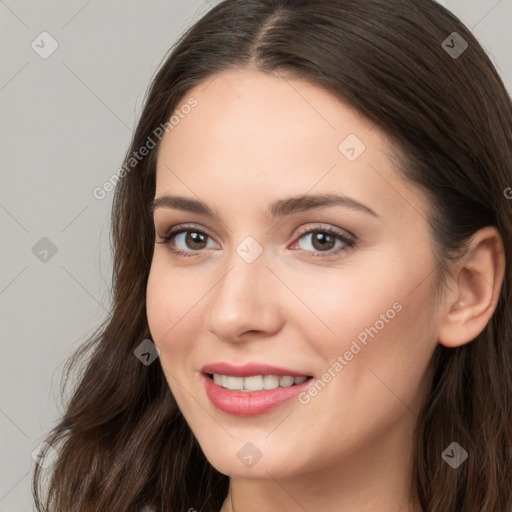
left=202, top=372, right=313, bottom=416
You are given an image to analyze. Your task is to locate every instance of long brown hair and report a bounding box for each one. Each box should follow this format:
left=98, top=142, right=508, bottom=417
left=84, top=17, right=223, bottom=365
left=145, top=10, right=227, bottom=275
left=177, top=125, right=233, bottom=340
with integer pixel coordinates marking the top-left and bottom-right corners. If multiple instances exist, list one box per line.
left=33, top=1, right=512, bottom=510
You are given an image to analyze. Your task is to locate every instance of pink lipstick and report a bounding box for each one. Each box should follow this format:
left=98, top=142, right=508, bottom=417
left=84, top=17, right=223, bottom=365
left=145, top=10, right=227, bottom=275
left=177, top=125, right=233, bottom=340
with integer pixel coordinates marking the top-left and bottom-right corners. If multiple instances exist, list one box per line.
left=201, top=362, right=313, bottom=416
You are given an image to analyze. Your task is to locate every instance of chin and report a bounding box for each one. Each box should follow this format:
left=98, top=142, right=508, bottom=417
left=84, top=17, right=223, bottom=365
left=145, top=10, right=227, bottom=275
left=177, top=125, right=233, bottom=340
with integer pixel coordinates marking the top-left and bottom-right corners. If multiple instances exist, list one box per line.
left=196, top=436, right=309, bottom=480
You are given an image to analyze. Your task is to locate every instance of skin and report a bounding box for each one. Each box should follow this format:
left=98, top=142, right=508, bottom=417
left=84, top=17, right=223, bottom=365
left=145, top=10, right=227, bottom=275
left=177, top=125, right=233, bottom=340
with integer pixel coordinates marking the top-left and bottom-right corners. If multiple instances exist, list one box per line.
left=146, top=68, right=505, bottom=512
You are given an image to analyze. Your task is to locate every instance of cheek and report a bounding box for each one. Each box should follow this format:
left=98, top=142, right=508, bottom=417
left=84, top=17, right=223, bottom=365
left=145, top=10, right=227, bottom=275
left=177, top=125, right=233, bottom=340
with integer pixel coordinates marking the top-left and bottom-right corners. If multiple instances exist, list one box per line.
left=146, top=260, right=209, bottom=414
left=280, top=260, right=407, bottom=355
left=146, top=261, right=173, bottom=342
left=145, top=259, right=203, bottom=367
left=290, top=250, right=438, bottom=405
left=288, top=280, right=436, bottom=464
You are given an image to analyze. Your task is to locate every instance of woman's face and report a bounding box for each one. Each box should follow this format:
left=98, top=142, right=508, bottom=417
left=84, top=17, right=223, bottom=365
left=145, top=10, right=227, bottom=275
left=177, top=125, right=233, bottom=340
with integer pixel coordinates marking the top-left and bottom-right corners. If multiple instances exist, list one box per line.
left=146, top=68, right=442, bottom=480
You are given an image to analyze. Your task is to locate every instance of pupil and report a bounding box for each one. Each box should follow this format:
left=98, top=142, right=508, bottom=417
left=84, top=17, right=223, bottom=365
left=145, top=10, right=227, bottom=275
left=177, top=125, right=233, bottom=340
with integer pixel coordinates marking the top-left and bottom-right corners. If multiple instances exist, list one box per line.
left=187, top=232, right=206, bottom=249
left=313, top=232, right=334, bottom=251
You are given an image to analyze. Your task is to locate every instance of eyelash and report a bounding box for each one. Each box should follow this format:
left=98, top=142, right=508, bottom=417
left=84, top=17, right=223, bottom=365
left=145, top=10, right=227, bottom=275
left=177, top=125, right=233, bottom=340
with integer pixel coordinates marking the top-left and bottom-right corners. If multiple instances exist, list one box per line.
left=155, top=223, right=357, bottom=259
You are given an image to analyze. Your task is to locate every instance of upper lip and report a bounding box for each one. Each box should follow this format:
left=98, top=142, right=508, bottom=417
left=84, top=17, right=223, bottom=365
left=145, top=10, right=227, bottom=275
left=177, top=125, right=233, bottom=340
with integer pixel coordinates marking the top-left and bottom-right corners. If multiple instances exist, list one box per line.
left=201, top=362, right=311, bottom=378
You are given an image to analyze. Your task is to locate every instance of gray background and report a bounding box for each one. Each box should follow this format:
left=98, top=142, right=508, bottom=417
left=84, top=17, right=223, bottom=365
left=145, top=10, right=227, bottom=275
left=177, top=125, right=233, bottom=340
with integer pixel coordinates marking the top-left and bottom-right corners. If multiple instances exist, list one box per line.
left=1, top=1, right=510, bottom=510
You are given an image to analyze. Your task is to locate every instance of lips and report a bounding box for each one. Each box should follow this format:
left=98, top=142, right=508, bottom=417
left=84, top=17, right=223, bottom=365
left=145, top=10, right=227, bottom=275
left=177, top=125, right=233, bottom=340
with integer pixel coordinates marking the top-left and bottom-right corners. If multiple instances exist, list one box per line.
left=200, top=362, right=314, bottom=416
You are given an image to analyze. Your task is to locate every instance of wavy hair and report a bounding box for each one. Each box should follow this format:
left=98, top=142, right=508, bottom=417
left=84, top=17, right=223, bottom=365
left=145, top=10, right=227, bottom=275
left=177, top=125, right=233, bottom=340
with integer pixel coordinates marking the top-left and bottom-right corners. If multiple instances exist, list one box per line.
left=33, top=1, right=512, bottom=510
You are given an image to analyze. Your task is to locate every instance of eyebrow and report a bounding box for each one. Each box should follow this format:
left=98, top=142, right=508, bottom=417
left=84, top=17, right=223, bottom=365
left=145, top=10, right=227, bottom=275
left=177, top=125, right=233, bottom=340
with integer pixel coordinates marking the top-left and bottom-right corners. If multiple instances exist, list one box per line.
left=151, top=193, right=379, bottom=218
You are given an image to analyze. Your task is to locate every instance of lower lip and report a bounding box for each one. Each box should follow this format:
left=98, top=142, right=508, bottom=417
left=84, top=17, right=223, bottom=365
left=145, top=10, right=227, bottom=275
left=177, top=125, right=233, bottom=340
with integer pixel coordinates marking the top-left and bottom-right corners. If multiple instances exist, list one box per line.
left=202, top=373, right=313, bottom=416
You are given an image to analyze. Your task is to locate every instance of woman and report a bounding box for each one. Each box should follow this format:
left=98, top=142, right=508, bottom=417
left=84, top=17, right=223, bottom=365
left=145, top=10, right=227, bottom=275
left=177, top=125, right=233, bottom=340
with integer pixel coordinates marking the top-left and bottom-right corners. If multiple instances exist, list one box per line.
left=33, top=0, right=512, bottom=511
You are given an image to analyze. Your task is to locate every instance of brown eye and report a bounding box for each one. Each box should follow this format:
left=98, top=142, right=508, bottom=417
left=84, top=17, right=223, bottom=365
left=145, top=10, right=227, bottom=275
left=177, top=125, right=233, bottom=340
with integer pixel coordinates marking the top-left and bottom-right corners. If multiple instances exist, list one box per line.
left=309, top=231, right=337, bottom=251
left=293, top=226, right=356, bottom=258
left=156, top=224, right=219, bottom=257
left=182, top=231, right=208, bottom=250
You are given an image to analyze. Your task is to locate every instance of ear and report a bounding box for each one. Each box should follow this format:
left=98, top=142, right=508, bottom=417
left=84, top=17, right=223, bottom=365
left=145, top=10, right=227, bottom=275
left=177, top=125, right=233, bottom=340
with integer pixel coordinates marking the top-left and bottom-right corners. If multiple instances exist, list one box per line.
left=437, top=226, right=505, bottom=348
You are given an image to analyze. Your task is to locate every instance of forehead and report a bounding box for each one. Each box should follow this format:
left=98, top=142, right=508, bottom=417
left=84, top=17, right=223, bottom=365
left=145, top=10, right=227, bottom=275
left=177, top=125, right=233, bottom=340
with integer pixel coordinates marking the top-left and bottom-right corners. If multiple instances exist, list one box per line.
left=158, top=68, right=376, bottom=164
left=154, top=68, right=429, bottom=226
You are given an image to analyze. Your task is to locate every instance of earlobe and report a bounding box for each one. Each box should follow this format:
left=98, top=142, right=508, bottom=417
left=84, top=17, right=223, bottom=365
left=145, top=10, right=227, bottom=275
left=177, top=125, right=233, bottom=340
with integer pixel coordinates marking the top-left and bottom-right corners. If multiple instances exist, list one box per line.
left=437, top=226, right=505, bottom=348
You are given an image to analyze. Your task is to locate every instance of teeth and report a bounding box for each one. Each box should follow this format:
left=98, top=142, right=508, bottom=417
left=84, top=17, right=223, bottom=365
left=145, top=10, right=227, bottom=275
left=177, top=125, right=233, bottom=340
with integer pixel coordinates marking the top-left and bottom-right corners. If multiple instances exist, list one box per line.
left=212, top=374, right=308, bottom=392
left=226, top=376, right=244, bottom=389
left=279, top=376, right=294, bottom=387
left=263, top=375, right=279, bottom=389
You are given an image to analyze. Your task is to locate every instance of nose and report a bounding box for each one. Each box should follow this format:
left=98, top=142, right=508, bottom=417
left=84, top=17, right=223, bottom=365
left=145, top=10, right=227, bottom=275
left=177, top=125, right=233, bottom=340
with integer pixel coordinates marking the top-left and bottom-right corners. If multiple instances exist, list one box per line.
left=205, top=247, right=283, bottom=343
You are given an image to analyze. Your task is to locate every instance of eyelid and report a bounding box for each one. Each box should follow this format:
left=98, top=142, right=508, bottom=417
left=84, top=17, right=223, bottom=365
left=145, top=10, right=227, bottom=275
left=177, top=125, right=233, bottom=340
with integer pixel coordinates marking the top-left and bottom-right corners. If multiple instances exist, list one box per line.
left=294, top=222, right=355, bottom=240
left=158, top=222, right=216, bottom=242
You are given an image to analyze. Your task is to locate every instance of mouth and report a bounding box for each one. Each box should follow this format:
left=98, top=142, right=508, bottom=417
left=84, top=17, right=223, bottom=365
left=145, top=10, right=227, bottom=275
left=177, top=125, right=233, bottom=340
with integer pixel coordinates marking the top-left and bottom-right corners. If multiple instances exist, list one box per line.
left=201, top=370, right=314, bottom=416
